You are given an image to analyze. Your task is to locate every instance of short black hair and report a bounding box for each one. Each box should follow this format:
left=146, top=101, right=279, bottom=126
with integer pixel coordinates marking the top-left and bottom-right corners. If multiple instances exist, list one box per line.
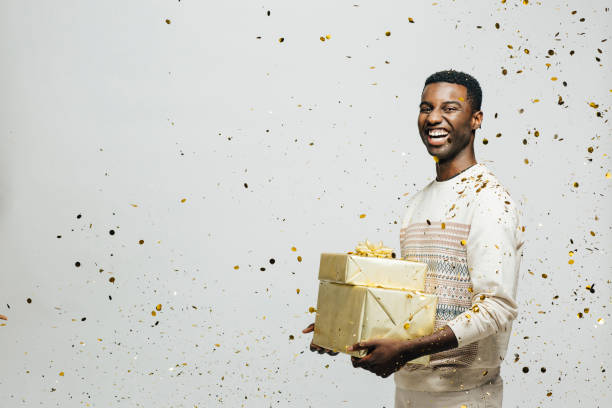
left=423, top=70, right=482, bottom=113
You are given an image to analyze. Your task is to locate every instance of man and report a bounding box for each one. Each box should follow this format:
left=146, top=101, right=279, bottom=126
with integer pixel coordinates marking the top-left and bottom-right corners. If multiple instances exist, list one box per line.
left=303, top=69, right=524, bottom=407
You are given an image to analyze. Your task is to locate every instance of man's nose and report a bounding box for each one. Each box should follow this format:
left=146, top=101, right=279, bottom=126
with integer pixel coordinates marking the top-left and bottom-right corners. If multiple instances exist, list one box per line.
left=426, top=108, right=443, bottom=125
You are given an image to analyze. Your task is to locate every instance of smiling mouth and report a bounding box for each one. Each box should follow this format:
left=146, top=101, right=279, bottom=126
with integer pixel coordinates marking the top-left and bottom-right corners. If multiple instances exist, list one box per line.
left=425, top=129, right=450, bottom=146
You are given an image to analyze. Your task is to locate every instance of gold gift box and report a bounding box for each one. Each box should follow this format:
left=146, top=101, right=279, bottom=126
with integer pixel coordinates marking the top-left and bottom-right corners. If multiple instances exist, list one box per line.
left=312, top=281, right=437, bottom=363
left=318, top=253, right=427, bottom=291
left=312, top=253, right=436, bottom=365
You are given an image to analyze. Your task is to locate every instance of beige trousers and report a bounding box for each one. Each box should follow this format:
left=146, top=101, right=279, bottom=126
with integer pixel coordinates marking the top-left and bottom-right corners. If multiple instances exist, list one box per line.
left=394, top=375, right=503, bottom=408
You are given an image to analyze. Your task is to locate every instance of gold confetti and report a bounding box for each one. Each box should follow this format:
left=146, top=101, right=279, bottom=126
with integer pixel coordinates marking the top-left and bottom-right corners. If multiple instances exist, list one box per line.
left=59, top=372, right=64, bottom=376
left=458, top=97, right=464, bottom=101
left=551, top=77, right=558, bottom=81
left=151, top=311, right=156, bottom=316
left=385, top=31, right=391, bottom=36
left=483, top=138, right=488, bottom=145
left=165, top=19, right=171, bottom=24
left=138, top=239, right=144, bottom=245
left=590, top=231, right=595, bottom=236
left=569, top=251, right=574, bottom=256
left=577, top=312, right=583, bottom=318
left=296, top=288, right=300, bottom=294
left=482, top=370, right=488, bottom=376
left=441, top=222, right=446, bottom=229
left=130, top=204, right=138, bottom=207
left=156, top=304, right=162, bottom=311
left=297, top=256, right=302, bottom=262
left=524, top=158, right=529, bottom=164
left=408, top=17, right=415, bottom=23
left=468, top=287, right=473, bottom=292
left=547, top=392, right=552, bottom=397
left=320, top=36, right=325, bottom=42
left=480, top=294, right=486, bottom=301
left=573, top=182, right=579, bottom=187
left=606, top=172, right=611, bottom=179
left=523, top=0, right=528, bottom=4
left=215, top=343, right=220, bottom=347
left=433, top=155, right=439, bottom=163
left=460, top=239, right=466, bottom=246
left=597, top=318, right=604, bottom=324
left=541, top=273, right=548, bottom=278
left=524, top=49, right=530, bottom=54
left=465, top=314, right=471, bottom=319
left=584, top=308, right=590, bottom=313
left=472, top=305, right=480, bottom=313
left=278, top=37, right=285, bottom=43
left=359, top=214, right=366, bottom=219
left=109, top=277, right=115, bottom=283
left=308, top=307, right=316, bottom=313
left=291, top=246, right=297, bottom=251
left=532, top=98, right=539, bottom=103
left=180, top=198, right=186, bottom=203
left=326, top=34, right=331, bottom=39
left=403, top=323, right=411, bottom=330
left=589, top=102, right=598, bottom=109
left=233, top=265, right=239, bottom=270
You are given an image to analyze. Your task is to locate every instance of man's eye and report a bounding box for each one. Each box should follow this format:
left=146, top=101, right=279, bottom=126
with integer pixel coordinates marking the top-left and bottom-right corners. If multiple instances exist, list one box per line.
left=444, top=107, right=456, bottom=111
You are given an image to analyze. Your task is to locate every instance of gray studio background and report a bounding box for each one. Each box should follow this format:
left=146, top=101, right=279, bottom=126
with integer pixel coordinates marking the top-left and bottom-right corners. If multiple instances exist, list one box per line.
left=1, top=1, right=610, bottom=407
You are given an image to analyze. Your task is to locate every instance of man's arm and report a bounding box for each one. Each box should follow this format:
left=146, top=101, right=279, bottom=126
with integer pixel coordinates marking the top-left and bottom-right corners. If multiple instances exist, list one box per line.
left=400, top=324, right=458, bottom=357
left=446, top=192, right=524, bottom=348
left=349, top=325, right=458, bottom=377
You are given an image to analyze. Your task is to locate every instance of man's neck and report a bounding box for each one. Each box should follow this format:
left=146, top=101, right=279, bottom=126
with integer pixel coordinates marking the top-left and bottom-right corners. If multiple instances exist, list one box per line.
left=435, top=155, right=477, bottom=182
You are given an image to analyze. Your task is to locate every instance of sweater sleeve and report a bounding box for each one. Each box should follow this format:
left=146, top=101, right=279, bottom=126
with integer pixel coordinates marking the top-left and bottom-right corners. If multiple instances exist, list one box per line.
left=446, top=191, right=524, bottom=349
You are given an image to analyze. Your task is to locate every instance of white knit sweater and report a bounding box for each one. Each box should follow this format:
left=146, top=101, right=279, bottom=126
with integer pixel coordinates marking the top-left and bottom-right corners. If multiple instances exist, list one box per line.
left=393, top=162, right=525, bottom=392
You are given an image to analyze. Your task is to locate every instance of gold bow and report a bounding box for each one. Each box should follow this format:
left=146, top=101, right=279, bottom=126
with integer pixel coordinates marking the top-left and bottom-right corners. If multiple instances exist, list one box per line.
left=352, top=239, right=395, bottom=258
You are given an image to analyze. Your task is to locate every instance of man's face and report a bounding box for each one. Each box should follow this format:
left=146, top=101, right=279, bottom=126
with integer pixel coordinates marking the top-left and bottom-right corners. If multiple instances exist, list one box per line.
left=418, top=82, right=481, bottom=162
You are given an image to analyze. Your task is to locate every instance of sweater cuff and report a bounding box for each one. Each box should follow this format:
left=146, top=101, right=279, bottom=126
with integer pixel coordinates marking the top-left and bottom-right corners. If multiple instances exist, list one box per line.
left=445, top=313, right=476, bottom=349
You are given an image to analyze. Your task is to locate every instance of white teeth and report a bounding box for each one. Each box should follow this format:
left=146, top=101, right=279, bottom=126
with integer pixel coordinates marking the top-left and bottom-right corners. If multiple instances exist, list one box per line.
left=428, top=129, right=448, bottom=137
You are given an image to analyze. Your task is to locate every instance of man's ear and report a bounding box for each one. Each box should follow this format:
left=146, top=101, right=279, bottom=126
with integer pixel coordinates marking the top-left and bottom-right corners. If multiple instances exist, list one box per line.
left=472, top=110, right=483, bottom=130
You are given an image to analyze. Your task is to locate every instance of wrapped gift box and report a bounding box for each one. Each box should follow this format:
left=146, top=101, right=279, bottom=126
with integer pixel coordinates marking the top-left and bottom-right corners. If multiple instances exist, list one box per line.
left=313, top=281, right=437, bottom=363
left=318, top=253, right=427, bottom=291
left=312, top=253, right=437, bottom=365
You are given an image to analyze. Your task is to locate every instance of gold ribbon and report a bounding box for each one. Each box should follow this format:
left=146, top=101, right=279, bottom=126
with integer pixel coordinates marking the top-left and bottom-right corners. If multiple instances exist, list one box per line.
left=352, top=239, right=395, bottom=258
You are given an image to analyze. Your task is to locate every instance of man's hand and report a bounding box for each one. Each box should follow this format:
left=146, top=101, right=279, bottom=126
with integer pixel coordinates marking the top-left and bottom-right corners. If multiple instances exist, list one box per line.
left=349, top=338, right=418, bottom=378
left=302, top=323, right=339, bottom=356
left=0, top=314, right=7, bottom=321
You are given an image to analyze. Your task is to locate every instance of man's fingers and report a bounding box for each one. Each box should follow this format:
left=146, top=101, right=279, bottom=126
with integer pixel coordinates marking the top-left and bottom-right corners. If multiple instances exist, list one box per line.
left=302, top=323, right=315, bottom=333
left=0, top=314, right=7, bottom=321
left=348, top=340, right=375, bottom=352
left=352, top=354, right=372, bottom=368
